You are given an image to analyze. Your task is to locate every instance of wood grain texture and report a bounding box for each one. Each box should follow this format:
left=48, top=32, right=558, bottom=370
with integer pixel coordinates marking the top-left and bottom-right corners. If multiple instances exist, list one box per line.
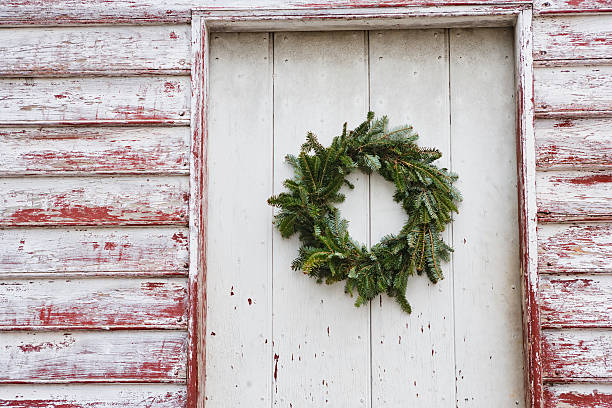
left=535, top=118, right=612, bottom=170
left=535, top=0, right=612, bottom=14
left=542, top=329, right=612, bottom=381
left=537, top=170, right=612, bottom=222
left=0, top=25, right=190, bottom=77
left=0, top=127, right=190, bottom=176
left=0, top=278, right=187, bottom=329
left=369, top=28, right=454, bottom=407
left=534, top=16, right=612, bottom=61
left=538, top=223, right=612, bottom=274
left=0, top=331, right=187, bottom=383
left=0, top=227, right=189, bottom=274
left=205, top=32, right=273, bottom=407
left=0, top=176, right=189, bottom=226
left=541, top=275, right=612, bottom=328
left=535, top=65, right=612, bottom=114
left=544, top=384, right=612, bottom=408
left=0, top=77, right=190, bottom=124
left=0, top=384, right=187, bottom=408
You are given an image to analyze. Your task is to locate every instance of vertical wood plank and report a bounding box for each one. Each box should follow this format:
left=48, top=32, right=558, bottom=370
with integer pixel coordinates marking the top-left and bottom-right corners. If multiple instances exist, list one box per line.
left=273, top=31, right=370, bottom=407
left=369, top=28, right=455, bottom=407
left=205, top=32, right=273, bottom=407
left=450, top=27, right=525, bottom=407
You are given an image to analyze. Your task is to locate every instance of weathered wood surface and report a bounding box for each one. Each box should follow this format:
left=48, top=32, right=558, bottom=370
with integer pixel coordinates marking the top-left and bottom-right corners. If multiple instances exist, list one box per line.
left=0, top=127, right=190, bottom=176
left=0, top=176, right=189, bottom=226
left=0, top=0, right=531, bottom=25
left=0, top=331, right=187, bottom=382
left=544, top=384, right=612, bottom=408
left=540, top=275, right=612, bottom=328
left=535, top=0, right=612, bottom=14
left=535, top=118, right=612, bottom=170
left=534, top=16, right=612, bottom=61
left=369, top=28, right=454, bottom=407
left=538, top=223, right=612, bottom=274
left=272, top=30, right=371, bottom=407
left=0, top=25, right=190, bottom=77
left=0, top=227, right=189, bottom=274
left=0, top=278, right=187, bottom=329
left=0, top=385, right=187, bottom=407
left=0, top=77, right=190, bottom=124
left=537, top=171, right=612, bottom=222
left=205, top=32, right=273, bottom=406
left=542, top=330, right=612, bottom=380
left=535, top=66, right=612, bottom=114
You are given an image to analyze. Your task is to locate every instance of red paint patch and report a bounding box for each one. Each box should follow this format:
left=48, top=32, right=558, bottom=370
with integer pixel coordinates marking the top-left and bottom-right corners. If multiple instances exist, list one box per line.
left=54, top=94, right=68, bottom=99
left=274, top=353, right=279, bottom=381
left=169, top=31, right=179, bottom=39
left=172, top=231, right=188, bottom=244
left=104, top=242, right=117, bottom=250
left=247, top=298, right=252, bottom=305
left=568, top=173, right=612, bottom=185
left=554, top=120, right=574, bottom=128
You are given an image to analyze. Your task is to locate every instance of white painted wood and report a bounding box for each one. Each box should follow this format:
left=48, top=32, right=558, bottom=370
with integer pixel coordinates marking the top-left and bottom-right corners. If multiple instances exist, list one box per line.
left=0, top=76, right=190, bottom=123
left=0, top=25, right=190, bottom=77
left=0, top=126, right=190, bottom=176
left=205, top=32, right=273, bottom=406
left=273, top=31, right=370, bottom=407
left=0, top=176, right=189, bottom=226
left=369, top=28, right=454, bottom=407
left=0, top=384, right=187, bottom=407
left=0, top=227, right=189, bottom=274
left=450, top=27, right=525, bottom=407
left=0, top=331, right=187, bottom=382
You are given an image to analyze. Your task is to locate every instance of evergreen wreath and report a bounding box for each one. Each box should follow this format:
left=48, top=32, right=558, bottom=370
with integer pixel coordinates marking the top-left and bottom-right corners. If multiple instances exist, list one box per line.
left=267, top=112, right=461, bottom=313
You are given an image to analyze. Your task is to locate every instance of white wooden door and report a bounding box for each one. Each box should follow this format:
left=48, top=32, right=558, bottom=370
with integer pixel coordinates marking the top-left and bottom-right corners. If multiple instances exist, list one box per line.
left=205, top=28, right=524, bottom=407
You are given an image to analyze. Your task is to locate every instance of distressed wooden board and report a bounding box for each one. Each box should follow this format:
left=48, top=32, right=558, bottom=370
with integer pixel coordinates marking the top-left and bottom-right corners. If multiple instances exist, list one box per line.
left=0, top=331, right=186, bottom=382
left=540, top=275, right=612, bottom=328
left=544, top=384, right=612, bottom=408
left=369, top=28, right=454, bottom=407
left=0, top=25, right=190, bottom=77
left=0, top=227, right=189, bottom=274
left=534, top=16, right=612, bottom=61
left=538, top=223, right=612, bottom=274
left=535, top=0, right=612, bottom=14
left=0, top=0, right=531, bottom=25
left=0, top=384, right=187, bottom=408
left=537, top=170, right=612, bottom=222
left=0, top=278, right=187, bottom=329
left=273, top=31, right=370, bottom=407
left=450, top=27, right=526, bottom=407
left=0, top=76, right=190, bottom=124
left=542, top=329, right=612, bottom=380
left=0, top=176, right=189, bottom=227
left=535, top=118, right=612, bottom=170
left=204, top=32, right=273, bottom=406
left=0, top=176, right=189, bottom=226
left=0, top=126, right=190, bottom=176
left=535, top=66, right=612, bottom=114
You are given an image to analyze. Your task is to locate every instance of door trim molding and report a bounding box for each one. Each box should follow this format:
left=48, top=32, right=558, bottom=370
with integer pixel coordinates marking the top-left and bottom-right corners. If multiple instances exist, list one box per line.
left=189, top=5, right=540, bottom=407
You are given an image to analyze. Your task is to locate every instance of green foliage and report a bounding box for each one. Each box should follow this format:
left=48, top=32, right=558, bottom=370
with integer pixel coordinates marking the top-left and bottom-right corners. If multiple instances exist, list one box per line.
left=267, top=112, right=461, bottom=313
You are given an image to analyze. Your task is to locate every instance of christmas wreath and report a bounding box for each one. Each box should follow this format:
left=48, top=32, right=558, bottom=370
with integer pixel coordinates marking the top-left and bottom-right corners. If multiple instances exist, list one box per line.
left=267, top=112, right=461, bottom=313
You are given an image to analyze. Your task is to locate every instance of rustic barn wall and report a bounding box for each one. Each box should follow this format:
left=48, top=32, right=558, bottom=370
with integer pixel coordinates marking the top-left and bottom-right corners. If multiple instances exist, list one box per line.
left=0, top=1, right=610, bottom=407
left=0, top=24, right=191, bottom=407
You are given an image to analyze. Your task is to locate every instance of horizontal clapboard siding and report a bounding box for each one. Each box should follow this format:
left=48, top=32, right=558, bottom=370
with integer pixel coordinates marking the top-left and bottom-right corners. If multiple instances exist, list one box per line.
left=535, top=0, right=612, bottom=14
left=535, top=118, right=612, bottom=170
left=0, top=77, right=190, bottom=124
left=534, top=16, right=612, bottom=61
left=0, top=331, right=187, bottom=382
left=0, top=25, right=190, bottom=77
left=538, top=223, right=612, bottom=274
left=0, top=127, right=190, bottom=176
left=542, top=330, right=612, bottom=381
left=535, top=65, right=612, bottom=114
left=0, top=278, right=188, bottom=329
left=537, top=171, right=612, bottom=222
left=540, top=275, right=612, bottom=328
left=0, top=176, right=189, bottom=226
left=0, top=384, right=187, bottom=408
left=0, top=227, right=189, bottom=275
left=544, top=384, right=612, bottom=408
